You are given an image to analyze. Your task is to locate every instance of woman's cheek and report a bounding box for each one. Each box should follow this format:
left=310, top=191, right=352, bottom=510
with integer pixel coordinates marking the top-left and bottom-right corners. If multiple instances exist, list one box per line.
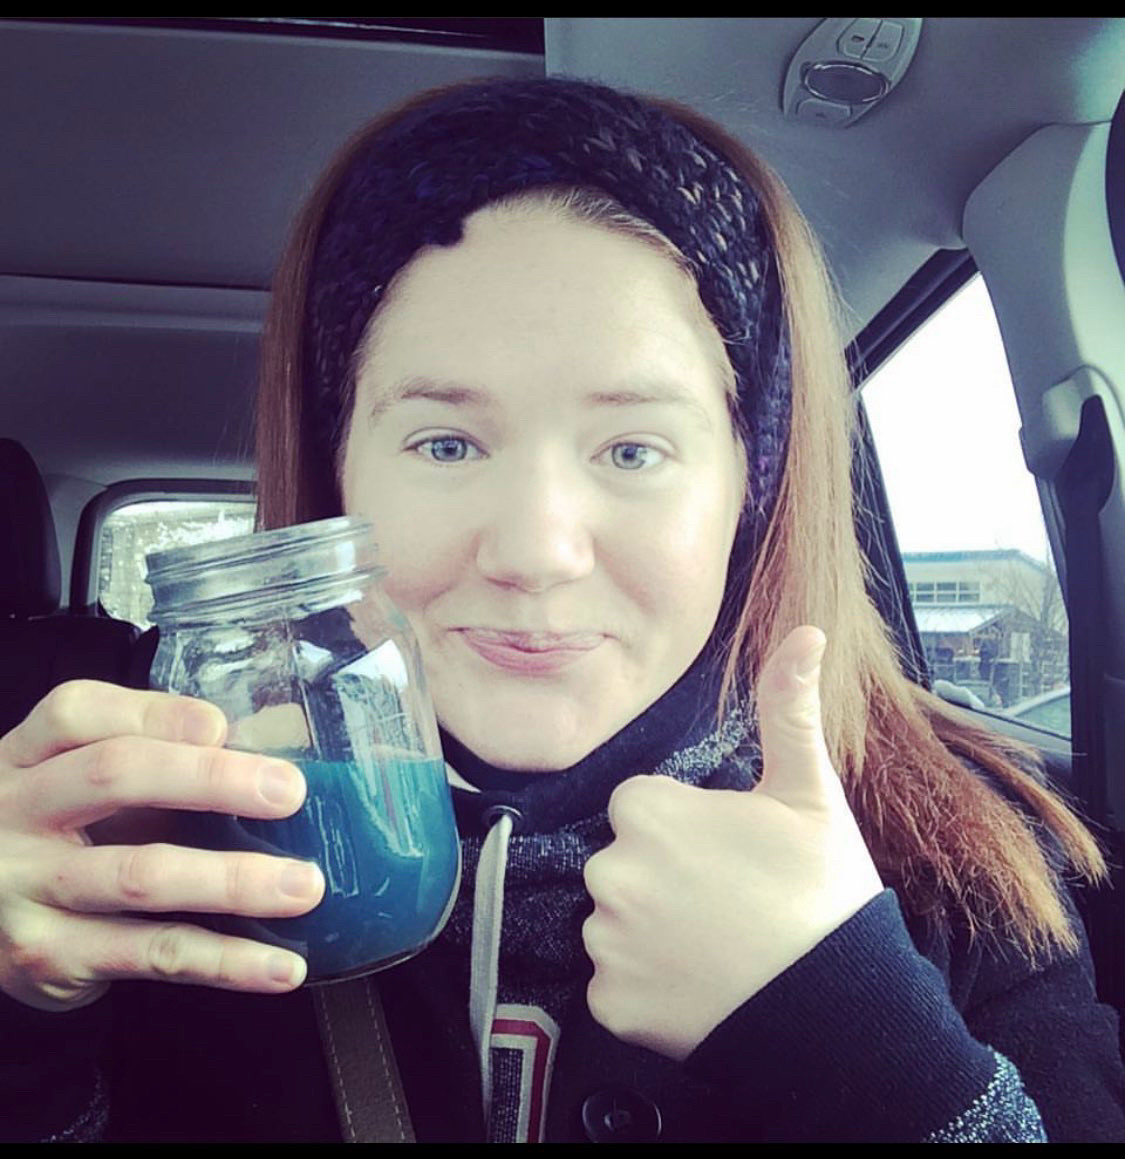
left=367, top=497, right=469, bottom=617
left=639, top=483, right=735, bottom=583
left=625, top=487, right=739, bottom=641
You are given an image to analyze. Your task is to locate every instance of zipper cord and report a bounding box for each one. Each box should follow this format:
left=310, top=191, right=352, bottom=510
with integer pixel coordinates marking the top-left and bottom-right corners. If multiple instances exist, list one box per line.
left=468, top=806, right=519, bottom=1126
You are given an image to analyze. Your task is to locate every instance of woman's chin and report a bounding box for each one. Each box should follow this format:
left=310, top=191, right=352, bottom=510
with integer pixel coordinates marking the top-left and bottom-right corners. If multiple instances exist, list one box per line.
left=427, top=653, right=657, bottom=773
left=438, top=705, right=612, bottom=773
left=451, top=731, right=596, bottom=774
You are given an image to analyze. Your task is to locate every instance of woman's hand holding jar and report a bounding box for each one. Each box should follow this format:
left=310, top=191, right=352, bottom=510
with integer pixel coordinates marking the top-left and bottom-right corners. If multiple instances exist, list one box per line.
left=0, top=680, right=322, bottom=1013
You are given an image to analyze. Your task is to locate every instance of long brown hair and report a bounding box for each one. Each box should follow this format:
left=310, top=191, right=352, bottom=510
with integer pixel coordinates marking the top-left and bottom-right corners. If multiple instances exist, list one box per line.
left=256, top=79, right=1107, bottom=964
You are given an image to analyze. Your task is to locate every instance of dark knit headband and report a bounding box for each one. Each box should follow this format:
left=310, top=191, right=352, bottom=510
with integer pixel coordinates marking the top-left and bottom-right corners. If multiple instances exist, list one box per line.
left=306, top=76, right=791, bottom=546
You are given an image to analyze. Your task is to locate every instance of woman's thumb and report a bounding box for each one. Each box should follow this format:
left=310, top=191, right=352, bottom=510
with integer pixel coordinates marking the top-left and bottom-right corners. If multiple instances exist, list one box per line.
left=754, top=626, right=836, bottom=811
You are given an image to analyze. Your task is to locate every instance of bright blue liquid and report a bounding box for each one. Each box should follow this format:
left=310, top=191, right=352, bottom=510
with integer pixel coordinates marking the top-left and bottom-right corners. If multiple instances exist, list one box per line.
left=183, top=755, right=459, bottom=981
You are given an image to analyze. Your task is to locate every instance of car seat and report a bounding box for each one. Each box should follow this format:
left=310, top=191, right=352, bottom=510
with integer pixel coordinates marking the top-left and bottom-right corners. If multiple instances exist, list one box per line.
left=0, top=439, right=145, bottom=737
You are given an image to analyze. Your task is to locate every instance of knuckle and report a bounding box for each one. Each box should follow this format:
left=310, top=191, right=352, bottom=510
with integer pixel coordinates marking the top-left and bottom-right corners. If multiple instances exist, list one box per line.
left=139, top=693, right=218, bottom=746
left=585, top=968, right=606, bottom=1013
left=645, top=774, right=684, bottom=803
left=5, top=916, right=60, bottom=988
left=139, top=694, right=177, bottom=741
left=222, top=856, right=252, bottom=911
left=583, top=853, right=624, bottom=910
left=146, top=923, right=192, bottom=980
left=582, top=850, right=605, bottom=893
left=38, top=681, right=94, bottom=737
left=86, top=737, right=133, bottom=795
left=195, top=746, right=231, bottom=800
left=41, top=853, right=78, bottom=908
left=8, top=938, right=52, bottom=986
left=116, top=846, right=163, bottom=906
left=607, top=779, right=647, bottom=832
left=212, top=941, right=244, bottom=988
left=600, top=868, right=644, bottom=917
left=580, top=911, right=604, bottom=961
left=609, top=775, right=648, bottom=813
left=585, top=972, right=622, bottom=1036
left=609, top=774, right=680, bottom=832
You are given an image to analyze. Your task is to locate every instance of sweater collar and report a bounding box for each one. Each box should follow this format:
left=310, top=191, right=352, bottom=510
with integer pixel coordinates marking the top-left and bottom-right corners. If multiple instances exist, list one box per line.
left=442, top=638, right=732, bottom=835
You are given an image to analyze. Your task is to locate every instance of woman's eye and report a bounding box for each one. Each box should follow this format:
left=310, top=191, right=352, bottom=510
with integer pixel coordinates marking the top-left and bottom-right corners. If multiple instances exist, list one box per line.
left=412, top=436, right=481, bottom=464
left=608, top=442, right=664, bottom=471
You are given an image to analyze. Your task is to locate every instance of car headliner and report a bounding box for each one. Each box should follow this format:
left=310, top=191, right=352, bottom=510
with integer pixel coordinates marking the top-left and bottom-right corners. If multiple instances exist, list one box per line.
left=0, top=17, right=1122, bottom=489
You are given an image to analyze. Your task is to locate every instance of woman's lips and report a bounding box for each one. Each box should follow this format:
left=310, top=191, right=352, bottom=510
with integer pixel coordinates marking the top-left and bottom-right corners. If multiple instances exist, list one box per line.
left=457, top=628, right=605, bottom=675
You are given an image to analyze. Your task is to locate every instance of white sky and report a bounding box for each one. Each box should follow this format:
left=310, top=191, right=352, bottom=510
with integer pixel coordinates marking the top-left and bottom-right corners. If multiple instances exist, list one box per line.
left=860, top=275, right=1053, bottom=565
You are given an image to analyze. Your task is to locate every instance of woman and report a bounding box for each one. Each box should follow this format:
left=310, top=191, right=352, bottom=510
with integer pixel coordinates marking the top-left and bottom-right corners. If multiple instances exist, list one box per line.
left=1, top=76, right=1123, bottom=1143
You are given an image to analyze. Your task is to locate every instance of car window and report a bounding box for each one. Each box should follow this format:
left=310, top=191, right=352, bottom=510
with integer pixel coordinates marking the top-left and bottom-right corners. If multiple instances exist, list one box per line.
left=97, top=497, right=257, bottom=629
left=860, top=274, right=1071, bottom=738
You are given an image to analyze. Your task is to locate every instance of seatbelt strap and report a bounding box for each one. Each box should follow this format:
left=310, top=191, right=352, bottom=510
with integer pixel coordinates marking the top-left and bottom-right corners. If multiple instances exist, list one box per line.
left=314, top=975, right=416, bottom=1143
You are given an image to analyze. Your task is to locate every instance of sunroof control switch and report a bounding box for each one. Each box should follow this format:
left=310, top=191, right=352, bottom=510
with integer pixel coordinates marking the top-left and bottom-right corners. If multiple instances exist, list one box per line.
left=784, top=18, right=922, bottom=127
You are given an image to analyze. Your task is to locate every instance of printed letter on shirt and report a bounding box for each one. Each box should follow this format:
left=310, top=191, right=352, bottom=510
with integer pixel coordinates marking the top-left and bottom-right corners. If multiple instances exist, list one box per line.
left=487, top=1004, right=560, bottom=1143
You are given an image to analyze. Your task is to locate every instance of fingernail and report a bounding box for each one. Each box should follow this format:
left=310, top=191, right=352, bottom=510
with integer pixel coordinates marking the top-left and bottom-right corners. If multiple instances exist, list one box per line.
left=267, top=952, right=305, bottom=986
left=182, top=705, right=224, bottom=745
left=259, top=761, right=303, bottom=807
left=279, top=861, right=322, bottom=898
left=794, top=635, right=826, bottom=678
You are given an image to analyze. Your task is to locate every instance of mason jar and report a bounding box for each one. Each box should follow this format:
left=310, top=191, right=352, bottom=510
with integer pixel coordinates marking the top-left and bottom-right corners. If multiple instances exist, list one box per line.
left=144, top=515, right=459, bottom=983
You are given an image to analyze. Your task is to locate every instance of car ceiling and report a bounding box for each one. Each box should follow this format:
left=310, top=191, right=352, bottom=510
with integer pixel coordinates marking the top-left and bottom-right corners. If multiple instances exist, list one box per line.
left=1, top=17, right=1122, bottom=487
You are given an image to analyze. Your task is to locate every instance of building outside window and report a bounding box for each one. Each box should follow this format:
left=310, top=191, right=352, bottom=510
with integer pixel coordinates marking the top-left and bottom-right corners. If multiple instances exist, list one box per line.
left=902, top=550, right=1067, bottom=708
left=862, top=275, right=1071, bottom=736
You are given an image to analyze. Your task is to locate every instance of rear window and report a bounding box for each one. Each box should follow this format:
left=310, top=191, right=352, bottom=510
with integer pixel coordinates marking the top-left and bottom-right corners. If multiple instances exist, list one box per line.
left=97, top=498, right=256, bottom=628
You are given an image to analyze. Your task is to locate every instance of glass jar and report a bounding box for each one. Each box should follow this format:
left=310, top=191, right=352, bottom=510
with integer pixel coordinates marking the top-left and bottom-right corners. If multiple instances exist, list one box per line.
left=144, top=515, right=459, bottom=984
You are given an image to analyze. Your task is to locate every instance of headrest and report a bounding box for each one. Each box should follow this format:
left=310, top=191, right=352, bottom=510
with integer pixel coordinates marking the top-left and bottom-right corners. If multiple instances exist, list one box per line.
left=0, top=439, right=61, bottom=616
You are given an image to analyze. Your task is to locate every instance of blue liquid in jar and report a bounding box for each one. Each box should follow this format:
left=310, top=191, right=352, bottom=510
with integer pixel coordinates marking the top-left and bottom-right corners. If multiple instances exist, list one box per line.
left=182, top=754, right=459, bottom=982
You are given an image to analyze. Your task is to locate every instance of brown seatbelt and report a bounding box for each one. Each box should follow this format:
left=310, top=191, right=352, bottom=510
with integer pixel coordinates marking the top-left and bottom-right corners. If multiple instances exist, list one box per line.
left=314, top=975, right=416, bottom=1143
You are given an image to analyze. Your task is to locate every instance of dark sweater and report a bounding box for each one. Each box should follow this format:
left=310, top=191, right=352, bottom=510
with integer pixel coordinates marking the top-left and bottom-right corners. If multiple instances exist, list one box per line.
left=2, top=655, right=1124, bottom=1142
left=3, top=877, right=1122, bottom=1143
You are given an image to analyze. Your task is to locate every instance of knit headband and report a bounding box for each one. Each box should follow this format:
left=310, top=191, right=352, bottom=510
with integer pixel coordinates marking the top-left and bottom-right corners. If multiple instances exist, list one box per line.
left=305, top=75, right=791, bottom=546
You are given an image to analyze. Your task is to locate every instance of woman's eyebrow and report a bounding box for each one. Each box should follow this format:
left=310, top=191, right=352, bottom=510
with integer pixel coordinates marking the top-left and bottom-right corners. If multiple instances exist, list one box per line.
left=367, top=376, right=496, bottom=419
left=585, top=383, right=715, bottom=430
left=367, top=376, right=715, bottom=428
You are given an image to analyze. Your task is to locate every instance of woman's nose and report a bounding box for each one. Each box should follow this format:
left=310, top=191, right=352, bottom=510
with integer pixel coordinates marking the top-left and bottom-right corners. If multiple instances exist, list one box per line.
left=474, top=460, right=596, bottom=592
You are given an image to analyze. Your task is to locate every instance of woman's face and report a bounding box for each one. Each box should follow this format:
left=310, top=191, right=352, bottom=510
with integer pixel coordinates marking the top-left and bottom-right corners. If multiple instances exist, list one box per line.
left=341, top=202, right=746, bottom=771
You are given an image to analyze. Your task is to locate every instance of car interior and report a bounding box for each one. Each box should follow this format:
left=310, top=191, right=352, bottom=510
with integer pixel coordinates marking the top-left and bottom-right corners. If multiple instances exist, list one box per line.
left=1, top=17, right=1122, bottom=1051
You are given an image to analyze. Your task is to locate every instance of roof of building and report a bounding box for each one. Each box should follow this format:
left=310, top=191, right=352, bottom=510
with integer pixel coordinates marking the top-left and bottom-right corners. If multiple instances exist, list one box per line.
left=902, top=549, right=1048, bottom=569
left=913, top=604, right=1009, bottom=633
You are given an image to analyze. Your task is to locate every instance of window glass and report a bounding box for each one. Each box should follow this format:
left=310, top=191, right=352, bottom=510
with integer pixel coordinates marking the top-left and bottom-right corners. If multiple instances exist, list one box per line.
left=97, top=498, right=257, bottom=629
left=861, top=275, right=1071, bottom=737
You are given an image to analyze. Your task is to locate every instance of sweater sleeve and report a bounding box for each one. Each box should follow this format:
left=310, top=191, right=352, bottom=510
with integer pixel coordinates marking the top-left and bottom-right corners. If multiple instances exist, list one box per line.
left=684, top=888, right=1124, bottom=1142
left=0, top=989, right=112, bottom=1143
left=952, top=880, right=1125, bottom=1143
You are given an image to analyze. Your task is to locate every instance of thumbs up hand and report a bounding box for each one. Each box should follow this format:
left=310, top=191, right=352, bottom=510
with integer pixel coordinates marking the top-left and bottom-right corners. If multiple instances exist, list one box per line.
left=582, top=626, right=885, bottom=1061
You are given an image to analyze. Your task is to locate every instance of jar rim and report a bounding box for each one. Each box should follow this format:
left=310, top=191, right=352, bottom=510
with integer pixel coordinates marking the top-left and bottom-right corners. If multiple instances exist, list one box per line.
left=146, top=515, right=372, bottom=576
left=145, top=515, right=385, bottom=624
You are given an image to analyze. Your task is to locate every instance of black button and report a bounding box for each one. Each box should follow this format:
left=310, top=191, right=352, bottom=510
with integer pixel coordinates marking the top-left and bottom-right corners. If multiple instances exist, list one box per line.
left=581, top=1086, right=662, bottom=1143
